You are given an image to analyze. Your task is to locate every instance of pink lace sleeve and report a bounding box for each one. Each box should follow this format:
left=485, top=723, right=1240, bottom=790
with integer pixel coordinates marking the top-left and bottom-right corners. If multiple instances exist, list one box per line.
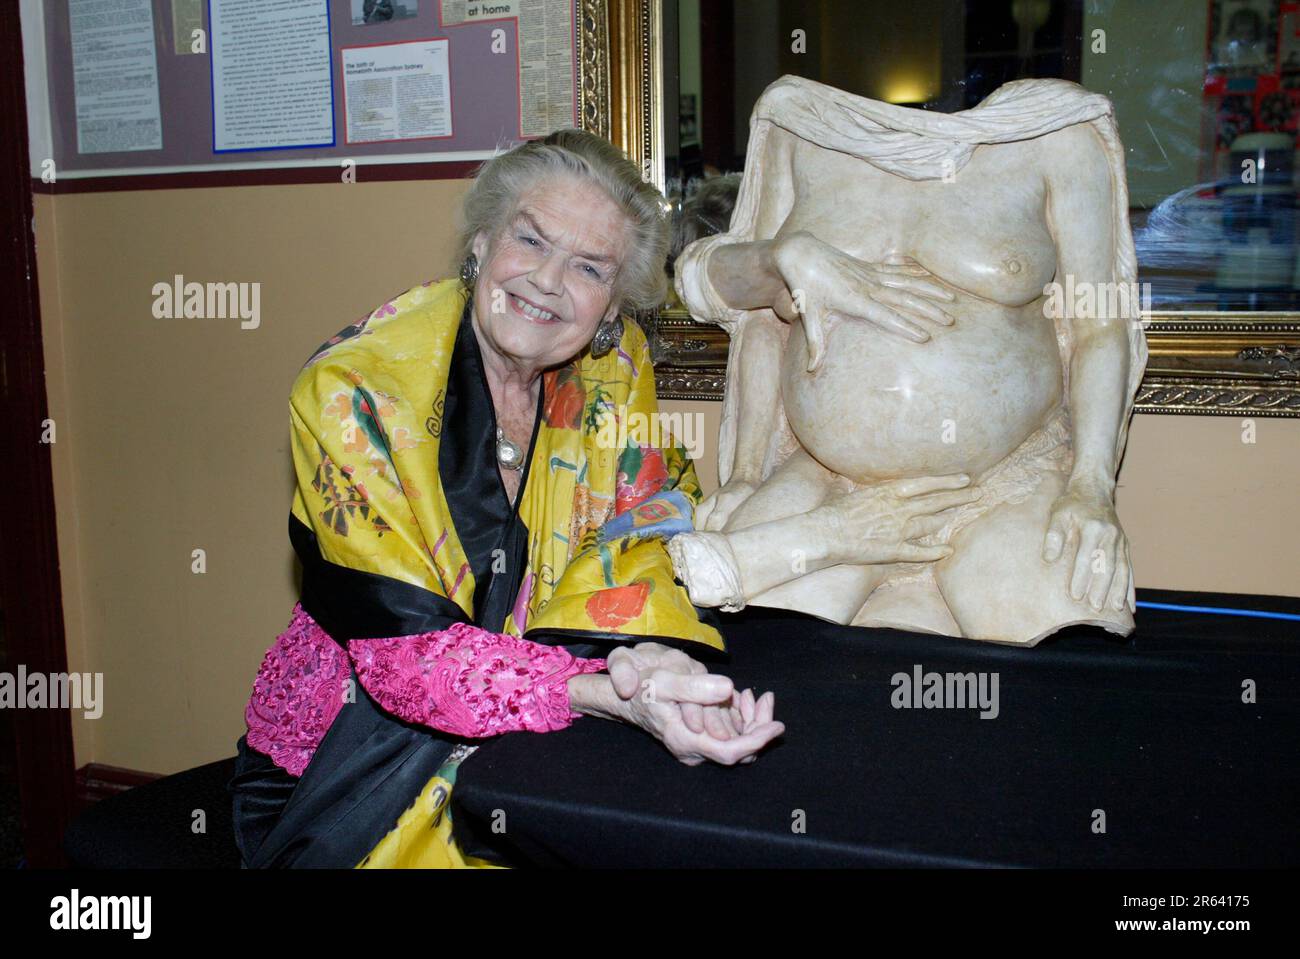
left=347, top=622, right=607, bottom=739
left=244, top=604, right=351, bottom=778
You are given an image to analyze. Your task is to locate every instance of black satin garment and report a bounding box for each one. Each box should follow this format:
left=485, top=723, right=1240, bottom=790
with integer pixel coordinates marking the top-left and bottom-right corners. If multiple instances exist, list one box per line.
left=438, top=301, right=545, bottom=632
left=229, top=301, right=557, bottom=868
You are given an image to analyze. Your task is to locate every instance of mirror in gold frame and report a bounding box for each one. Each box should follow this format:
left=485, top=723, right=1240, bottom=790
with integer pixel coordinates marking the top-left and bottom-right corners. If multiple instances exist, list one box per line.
left=595, top=0, right=1300, bottom=416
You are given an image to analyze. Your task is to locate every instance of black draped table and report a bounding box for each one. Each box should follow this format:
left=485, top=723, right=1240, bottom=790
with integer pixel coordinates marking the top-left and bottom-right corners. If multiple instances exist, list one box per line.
left=453, top=588, right=1299, bottom=867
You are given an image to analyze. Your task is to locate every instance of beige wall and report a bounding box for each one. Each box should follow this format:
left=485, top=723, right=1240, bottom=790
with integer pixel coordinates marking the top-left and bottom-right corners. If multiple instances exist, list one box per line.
left=1115, top=414, right=1298, bottom=593
left=36, top=180, right=473, bottom=773
left=35, top=182, right=1300, bottom=776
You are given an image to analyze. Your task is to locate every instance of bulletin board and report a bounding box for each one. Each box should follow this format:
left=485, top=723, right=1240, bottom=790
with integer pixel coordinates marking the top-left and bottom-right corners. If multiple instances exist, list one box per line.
left=39, top=0, right=579, bottom=180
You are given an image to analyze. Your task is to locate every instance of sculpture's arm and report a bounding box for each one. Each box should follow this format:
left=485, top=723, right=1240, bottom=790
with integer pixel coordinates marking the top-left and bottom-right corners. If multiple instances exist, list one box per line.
left=1040, top=123, right=1135, bottom=614
left=710, top=285, right=787, bottom=493
left=705, top=239, right=798, bottom=317
left=669, top=474, right=980, bottom=609
left=675, top=127, right=798, bottom=521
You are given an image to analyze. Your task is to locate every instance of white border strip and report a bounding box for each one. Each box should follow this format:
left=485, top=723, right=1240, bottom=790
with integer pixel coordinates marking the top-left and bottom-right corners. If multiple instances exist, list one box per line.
left=50, top=149, right=501, bottom=180
left=20, top=0, right=53, bottom=175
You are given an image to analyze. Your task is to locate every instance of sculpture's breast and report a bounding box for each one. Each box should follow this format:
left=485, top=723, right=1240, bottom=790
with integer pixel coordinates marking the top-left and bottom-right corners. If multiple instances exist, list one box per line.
left=784, top=138, right=1058, bottom=306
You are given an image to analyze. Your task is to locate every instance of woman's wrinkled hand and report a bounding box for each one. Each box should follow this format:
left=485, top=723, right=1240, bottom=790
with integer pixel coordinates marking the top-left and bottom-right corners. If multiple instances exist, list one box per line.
left=814, top=473, right=981, bottom=566
left=606, top=642, right=784, bottom=766
left=693, top=478, right=757, bottom=532
left=1042, top=482, right=1134, bottom=613
left=772, top=231, right=956, bottom=371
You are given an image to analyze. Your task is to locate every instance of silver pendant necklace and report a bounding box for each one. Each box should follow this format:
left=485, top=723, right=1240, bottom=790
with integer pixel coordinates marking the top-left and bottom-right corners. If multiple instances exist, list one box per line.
left=495, top=427, right=525, bottom=471
left=459, top=290, right=523, bottom=473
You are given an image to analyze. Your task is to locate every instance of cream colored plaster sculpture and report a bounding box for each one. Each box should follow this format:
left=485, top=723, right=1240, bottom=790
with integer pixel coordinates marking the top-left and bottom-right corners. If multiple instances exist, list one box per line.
left=668, top=76, right=1147, bottom=645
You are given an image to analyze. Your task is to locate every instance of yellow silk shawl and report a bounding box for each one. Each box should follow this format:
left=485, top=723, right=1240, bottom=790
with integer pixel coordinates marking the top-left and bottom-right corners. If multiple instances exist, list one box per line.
left=286, top=277, right=722, bottom=867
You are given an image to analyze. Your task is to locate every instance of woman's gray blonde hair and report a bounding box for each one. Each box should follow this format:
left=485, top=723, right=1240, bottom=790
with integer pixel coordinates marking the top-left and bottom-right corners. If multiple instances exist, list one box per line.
left=456, top=128, right=671, bottom=312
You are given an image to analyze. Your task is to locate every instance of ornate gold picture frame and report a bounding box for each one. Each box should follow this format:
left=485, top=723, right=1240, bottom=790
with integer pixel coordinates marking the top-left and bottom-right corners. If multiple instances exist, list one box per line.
left=589, top=0, right=1300, bottom=417
left=578, top=0, right=660, bottom=186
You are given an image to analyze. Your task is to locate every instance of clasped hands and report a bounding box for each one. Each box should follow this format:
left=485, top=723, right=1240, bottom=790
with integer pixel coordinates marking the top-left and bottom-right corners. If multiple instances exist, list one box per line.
left=569, top=642, right=784, bottom=766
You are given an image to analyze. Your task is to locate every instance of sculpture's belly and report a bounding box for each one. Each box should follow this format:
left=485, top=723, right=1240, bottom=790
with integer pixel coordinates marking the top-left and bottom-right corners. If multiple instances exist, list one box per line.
left=781, top=299, right=1064, bottom=483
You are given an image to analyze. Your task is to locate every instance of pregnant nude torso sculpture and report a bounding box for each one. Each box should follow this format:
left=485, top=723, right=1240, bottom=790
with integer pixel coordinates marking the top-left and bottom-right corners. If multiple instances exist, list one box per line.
left=667, top=76, right=1148, bottom=645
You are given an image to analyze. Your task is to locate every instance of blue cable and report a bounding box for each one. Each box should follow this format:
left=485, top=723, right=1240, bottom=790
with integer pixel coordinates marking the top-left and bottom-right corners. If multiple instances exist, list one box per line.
left=1137, top=601, right=1300, bottom=623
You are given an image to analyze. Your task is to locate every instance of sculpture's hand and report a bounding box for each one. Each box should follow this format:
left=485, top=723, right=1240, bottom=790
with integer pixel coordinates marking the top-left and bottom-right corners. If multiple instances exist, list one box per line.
left=772, top=231, right=956, bottom=371
left=814, top=473, right=981, bottom=565
left=1042, top=485, right=1135, bottom=613
left=694, top=478, right=757, bottom=532
left=606, top=642, right=784, bottom=766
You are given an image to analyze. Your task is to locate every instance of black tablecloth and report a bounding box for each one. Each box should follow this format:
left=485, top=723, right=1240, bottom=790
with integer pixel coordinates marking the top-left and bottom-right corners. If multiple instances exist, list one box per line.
left=453, top=588, right=1299, bottom=867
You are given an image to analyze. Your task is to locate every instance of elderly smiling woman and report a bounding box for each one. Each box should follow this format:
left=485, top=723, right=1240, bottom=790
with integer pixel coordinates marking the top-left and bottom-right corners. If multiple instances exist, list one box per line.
left=228, top=129, right=784, bottom=869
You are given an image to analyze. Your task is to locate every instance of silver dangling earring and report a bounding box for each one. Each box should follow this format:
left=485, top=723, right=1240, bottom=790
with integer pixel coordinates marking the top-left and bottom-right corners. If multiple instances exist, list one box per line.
left=460, top=253, right=479, bottom=287
left=590, top=315, right=623, bottom=358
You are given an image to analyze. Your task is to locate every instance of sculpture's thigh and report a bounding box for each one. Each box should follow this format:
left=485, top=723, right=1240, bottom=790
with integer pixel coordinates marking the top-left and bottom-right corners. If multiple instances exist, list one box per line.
left=723, top=447, right=837, bottom=532
left=935, top=471, right=1135, bottom=645
left=749, top=563, right=893, bottom=625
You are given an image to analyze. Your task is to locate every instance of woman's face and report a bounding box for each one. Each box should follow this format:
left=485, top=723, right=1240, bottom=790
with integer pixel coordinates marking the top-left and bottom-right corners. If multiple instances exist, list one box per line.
left=472, top=174, right=630, bottom=374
